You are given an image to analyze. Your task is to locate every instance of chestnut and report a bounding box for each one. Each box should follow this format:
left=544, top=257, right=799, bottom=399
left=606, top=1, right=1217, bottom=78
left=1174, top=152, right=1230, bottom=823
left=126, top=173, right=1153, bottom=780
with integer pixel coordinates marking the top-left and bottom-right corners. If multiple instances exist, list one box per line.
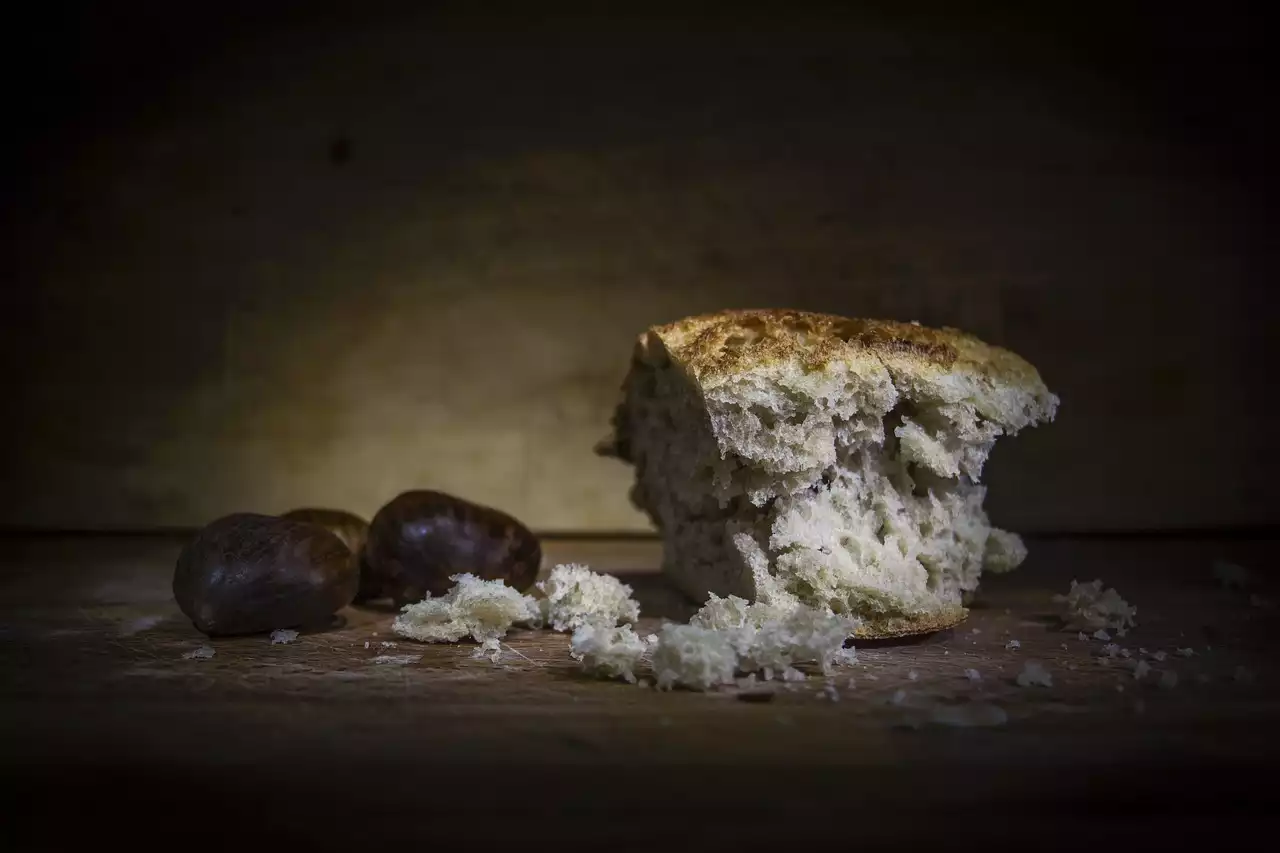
left=364, top=490, right=541, bottom=604
left=279, top=507, right=377, bottom=601
left=173, top=513, right=358, bottom=636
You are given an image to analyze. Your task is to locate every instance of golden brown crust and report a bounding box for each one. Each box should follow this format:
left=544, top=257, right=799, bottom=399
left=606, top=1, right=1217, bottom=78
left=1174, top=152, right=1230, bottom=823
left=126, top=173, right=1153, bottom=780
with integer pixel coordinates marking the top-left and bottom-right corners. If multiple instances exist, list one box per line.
left=645, top=308, right=1049, bottom=399
left=853, top=604, right=968, bottom=640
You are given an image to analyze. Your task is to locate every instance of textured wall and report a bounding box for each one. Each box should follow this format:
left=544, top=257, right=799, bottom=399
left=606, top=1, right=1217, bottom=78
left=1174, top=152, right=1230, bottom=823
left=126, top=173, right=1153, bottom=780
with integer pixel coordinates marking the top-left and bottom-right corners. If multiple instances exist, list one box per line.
left=3, top=7, right=1272, bottom=531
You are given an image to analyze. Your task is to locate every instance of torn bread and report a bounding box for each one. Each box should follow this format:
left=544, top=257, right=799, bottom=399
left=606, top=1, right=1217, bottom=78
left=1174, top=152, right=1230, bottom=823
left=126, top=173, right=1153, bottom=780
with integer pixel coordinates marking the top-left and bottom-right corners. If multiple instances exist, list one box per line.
left=598, top=309, right=1058, bottom=639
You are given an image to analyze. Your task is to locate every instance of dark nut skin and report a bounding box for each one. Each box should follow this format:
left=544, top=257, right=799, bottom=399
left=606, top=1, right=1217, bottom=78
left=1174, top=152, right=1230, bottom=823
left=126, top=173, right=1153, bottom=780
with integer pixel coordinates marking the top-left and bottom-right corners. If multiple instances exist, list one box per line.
left=364, top=490, right=541, bottom=604
left=173, top=513, right=359, bottom=636
left=279, top=507, right=377, bottom=601
left=280, top=507, right=368, bottom=556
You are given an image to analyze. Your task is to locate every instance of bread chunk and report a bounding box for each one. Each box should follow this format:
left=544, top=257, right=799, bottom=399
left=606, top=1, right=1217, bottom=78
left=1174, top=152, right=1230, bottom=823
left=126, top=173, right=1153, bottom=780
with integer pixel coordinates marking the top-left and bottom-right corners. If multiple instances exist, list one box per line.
left=599, top=309, right=1058, bottom=638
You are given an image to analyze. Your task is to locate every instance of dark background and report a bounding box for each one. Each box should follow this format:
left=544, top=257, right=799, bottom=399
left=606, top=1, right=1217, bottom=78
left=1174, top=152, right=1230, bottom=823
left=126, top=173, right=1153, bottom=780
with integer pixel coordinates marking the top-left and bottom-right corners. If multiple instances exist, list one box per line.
left=2, top=1, right=1275, bottom=534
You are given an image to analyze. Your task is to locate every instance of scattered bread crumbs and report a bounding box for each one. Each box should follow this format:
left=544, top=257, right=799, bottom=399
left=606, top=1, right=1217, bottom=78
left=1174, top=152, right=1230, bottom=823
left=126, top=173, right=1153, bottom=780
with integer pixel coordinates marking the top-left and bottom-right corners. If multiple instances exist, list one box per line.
left=269, top=629, right=299, bottom=645
left=183, top=645, right=215, bottom=660
left=392, top=573, right=537, bottom=655
left=570, top=623, right=647, bottom=683
left=1055, top=579, right=1137, bottom=631
left=535, top=563, right=641, bottom=632
left=1015, top=661, right=1052, bottom=687
left=1005, top=639, right=1021, bottom=651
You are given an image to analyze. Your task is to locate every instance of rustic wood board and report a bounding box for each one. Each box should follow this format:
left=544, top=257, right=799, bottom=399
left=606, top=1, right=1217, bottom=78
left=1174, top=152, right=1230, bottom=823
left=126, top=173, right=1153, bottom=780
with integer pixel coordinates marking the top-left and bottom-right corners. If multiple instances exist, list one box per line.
left=3, top=534, right=1279, bottom=844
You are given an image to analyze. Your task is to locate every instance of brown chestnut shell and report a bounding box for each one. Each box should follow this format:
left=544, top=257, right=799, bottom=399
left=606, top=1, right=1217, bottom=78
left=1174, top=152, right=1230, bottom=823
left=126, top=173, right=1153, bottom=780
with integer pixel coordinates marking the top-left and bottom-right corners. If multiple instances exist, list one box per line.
left=279, top=507, right=376, bottom=601
left=173, top=512, right=358, bottom=636
left=364, top=490, right=541, bottom=604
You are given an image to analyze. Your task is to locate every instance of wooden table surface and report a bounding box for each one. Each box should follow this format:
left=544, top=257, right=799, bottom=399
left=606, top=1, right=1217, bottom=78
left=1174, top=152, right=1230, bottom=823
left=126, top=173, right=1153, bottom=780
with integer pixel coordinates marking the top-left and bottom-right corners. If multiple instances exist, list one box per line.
left=3, top=533, right=1278, bottom=847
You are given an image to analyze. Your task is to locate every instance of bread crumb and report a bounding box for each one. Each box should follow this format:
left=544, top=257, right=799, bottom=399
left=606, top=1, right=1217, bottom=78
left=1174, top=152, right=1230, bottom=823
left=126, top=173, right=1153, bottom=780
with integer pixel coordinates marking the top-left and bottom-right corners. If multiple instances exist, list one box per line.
left=971, top=628, right=981, bottom=635
left=651, top=624, right=739, bottom=691
left=690, top=595, right=859, bottom=677
left=1060, top=643, right=1068, bottom=650
left=393, top=573, right=538, bottom=647
left=1158, top=670, right=1179, bottom=689
left=1093, top=629, right=1112, bottom=641
left=1005, top=639, right=1021, bottom=651
left=890, top=689, right=908, bottom=705
left=1150, top=650, right=1167, bottom=662
left=846, top=677, right=857, bottom=690
left=1100, top=643, right=1121, bottom=658
left=637, top=678, right=651, bottom=689
left=964, top=668, right=982, bottom=682
left=535, top=563, right=640, bottom=632
left=1055, top=579, right=1137, bottom=631
left=571, top=623, right=647, bottom=683
left=183, top=645, right=215, bottom=660
left=1015, top=661, right=1052, bottom=687
left=781, top=666, right=807, bottom=683
left=865, top=674, right=878, bottom=681
left=1133, top=660, right=1151, bottom=680
left=364, top=641, right=370, bottom=649
left=269, top=628, right=299, bottom=645
left=373, top=654, right=422, bottom=666
left=907, top=670, right=919, bottom=681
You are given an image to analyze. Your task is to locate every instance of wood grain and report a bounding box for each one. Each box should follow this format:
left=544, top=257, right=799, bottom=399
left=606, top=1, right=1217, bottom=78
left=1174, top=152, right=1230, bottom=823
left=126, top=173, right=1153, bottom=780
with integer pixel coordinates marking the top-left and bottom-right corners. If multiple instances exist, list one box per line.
left=3, top=534, right=1278, bottom=844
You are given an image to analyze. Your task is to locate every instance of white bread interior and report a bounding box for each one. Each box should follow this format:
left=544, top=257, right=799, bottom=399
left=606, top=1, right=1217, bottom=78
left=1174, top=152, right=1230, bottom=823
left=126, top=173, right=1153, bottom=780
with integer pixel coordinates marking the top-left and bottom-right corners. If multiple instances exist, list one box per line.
left=598, top=309, right=1058, bottom=638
